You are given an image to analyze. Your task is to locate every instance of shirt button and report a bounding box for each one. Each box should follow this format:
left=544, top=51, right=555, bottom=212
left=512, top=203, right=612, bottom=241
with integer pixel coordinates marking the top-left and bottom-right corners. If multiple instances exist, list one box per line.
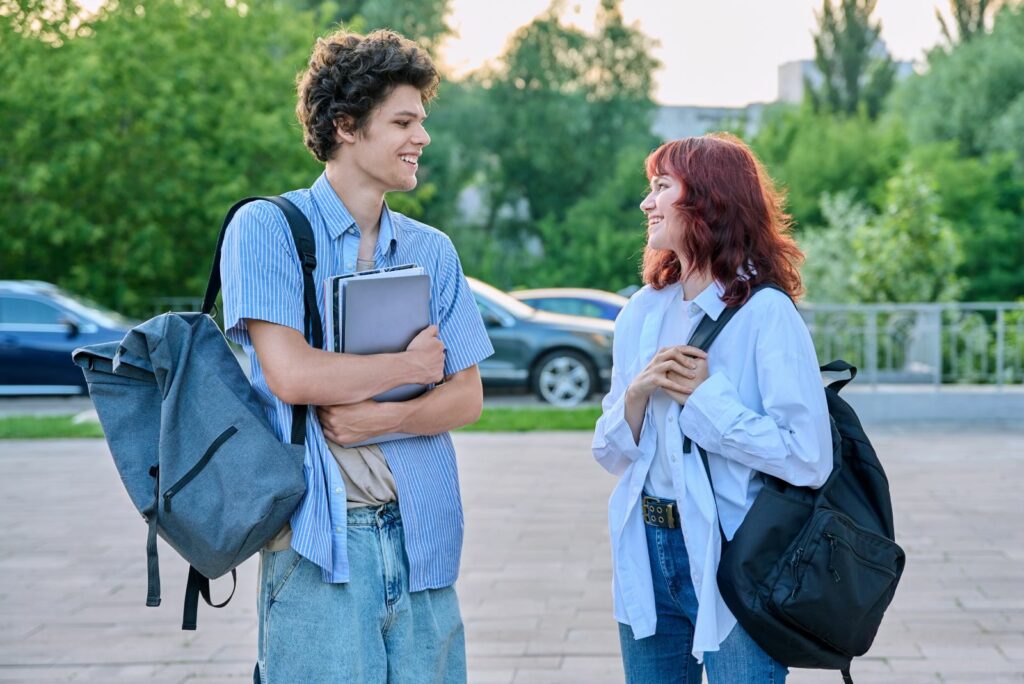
left=335, top=526, right=343, bottom=533
left=347, top=227, right=355, bottom=234
left=346, top=262, right=354, bottom=269
left=335, top=487, right=343, bottom=494
left=668, top=415, right=675, bottom=423
left=690, top=303, right=700, bottom=315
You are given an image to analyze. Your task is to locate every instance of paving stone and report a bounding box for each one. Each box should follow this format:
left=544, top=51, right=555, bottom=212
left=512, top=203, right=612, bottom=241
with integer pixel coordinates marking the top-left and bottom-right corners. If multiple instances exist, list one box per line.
left=1, top=426, right=1022, bottom=681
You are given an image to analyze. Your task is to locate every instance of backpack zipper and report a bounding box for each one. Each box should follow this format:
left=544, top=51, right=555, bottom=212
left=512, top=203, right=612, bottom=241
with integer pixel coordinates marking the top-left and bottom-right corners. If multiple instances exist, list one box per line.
left=788, top=547, right=804, bottom=600
left=163, top=426, right=238, bottom=512
left=824, top=530, right=899, bottom=579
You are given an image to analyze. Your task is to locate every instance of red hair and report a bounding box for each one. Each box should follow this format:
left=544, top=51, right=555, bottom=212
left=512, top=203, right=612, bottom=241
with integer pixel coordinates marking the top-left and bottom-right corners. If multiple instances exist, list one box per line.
left=641, top=133, right=804, bottom=306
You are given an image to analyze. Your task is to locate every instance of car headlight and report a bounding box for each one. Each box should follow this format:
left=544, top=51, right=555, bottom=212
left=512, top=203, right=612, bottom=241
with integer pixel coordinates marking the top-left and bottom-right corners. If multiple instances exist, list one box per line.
left=589, top=332, right=613, bottom=348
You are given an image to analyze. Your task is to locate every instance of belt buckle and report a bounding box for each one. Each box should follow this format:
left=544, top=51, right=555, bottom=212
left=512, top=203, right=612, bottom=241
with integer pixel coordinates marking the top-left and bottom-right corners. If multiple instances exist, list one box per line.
left=642, top=496, right=676, bottom=529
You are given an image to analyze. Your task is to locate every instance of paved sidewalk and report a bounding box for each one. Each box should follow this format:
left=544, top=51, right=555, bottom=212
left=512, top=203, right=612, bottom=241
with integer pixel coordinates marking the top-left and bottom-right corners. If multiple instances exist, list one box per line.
left=1, top=427, right=1022, bottom=683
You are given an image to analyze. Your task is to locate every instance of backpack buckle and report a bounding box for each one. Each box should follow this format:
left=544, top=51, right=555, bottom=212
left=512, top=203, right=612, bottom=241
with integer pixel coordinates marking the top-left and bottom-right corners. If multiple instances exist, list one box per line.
left=300, top=253, right=317, bottom=272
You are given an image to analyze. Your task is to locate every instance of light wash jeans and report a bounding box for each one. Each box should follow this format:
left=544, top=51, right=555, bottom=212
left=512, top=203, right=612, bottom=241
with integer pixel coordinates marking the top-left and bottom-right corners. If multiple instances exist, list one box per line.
left=618, top=516, right=788, bottom=684
left=257, top=502, right=466, bottom=683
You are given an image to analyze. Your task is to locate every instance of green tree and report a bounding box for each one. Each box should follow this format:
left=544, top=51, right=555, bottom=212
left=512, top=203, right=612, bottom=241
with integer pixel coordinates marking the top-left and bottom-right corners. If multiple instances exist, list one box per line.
left=530, top=148, right=650, bottom=291
left=937, top=0, right=1005, bottom=45
left=848, top=165, right=964, bottom=303
left=0, top=0, right=325, bottom=315
left=809, top=0, right=896, bottom=119
left=799, top=192, right=872, bottom=303
left=287, top=0, right=452, bottom=50
left=480, top=0, right=658, bottom=232
left=749, top=104, right=908, bottom=228
left=894, top=4, right=1024, bottom=158
left=906, top=143, right=1024, bottom=300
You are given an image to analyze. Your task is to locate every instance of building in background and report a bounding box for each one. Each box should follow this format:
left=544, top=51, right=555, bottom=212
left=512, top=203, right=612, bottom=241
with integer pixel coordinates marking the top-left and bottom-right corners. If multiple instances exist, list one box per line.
left=775, top=58, right=915, bottom=105
left=653, top=51, right=916, bottom=141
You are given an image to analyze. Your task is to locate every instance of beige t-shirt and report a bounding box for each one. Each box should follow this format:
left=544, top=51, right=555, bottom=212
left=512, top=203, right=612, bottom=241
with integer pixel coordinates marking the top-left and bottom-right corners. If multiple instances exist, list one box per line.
left=264, top=441, right=397, bottom=551
left=267, top=252, right=397, bottom=551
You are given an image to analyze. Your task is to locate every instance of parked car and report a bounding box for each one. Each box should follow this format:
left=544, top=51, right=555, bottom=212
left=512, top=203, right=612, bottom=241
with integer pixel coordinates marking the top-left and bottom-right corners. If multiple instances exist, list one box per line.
left=468, top=278, right=613, bottom=406
left=510, top=287, right=629, bottom=322
left=0, top=281, right=133, bottom=395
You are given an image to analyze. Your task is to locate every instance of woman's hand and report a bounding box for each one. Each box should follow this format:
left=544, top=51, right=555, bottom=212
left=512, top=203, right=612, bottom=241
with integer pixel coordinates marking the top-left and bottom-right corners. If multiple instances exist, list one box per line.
left=661, top=345, right=709, bottom=405
left=627, top=345, right=708, bottom=406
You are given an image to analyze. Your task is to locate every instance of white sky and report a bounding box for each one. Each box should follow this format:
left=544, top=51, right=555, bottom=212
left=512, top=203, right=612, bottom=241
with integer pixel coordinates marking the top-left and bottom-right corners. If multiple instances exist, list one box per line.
left=441, top=0, right=948, bottom=106
left=72, top=0, right=949, bottom=107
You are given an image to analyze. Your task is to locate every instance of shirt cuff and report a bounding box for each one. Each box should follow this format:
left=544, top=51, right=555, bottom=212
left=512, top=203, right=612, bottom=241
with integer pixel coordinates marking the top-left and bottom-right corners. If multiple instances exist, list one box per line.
left=593, top=389, right=655, bottom=464
left=679, top=372, right=747, bottom=454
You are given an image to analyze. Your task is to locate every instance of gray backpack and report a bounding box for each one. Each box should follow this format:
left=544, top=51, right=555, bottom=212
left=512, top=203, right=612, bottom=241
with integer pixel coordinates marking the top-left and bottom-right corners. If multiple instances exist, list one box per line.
left=72, top=196, right=321, bottom=630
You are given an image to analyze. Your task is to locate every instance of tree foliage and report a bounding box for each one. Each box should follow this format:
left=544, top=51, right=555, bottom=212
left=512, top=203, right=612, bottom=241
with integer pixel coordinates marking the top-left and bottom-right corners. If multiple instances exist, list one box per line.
left=848, top=166, right=963, bottom=303
left=530, top=148, right=650, bottom=291
left=894, top=3, right=1024, bottom=159
left=801, top=167, right=964, bottom=304
left=286, top=0, right=452, bottom=50
left=478, top=0, right=658, bottom=232
left=749, top=104, right=907, bottom=228
left=1, top=0, right=323, bottom=315
left=808, top=0, right=896, bottom=118
left=937, top=0, right=1004, bottom=45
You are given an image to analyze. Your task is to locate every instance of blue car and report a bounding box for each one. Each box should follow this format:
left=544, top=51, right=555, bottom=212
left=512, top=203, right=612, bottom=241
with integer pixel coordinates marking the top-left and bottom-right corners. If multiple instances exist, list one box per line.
left=0, top=281, right=132, bottom=395
left=510, top=287, right=629, bottom=322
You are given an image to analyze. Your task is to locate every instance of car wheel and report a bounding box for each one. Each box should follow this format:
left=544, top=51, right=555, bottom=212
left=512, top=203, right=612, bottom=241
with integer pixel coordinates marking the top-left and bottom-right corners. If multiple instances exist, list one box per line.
left=531, top=350, right=596, bottom=407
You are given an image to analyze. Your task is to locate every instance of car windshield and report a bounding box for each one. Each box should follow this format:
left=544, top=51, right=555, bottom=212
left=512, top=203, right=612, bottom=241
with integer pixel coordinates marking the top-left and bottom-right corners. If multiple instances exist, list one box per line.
left=469, top=279, right=536, bottom=318
left=50, top=288, right=133, bottom=328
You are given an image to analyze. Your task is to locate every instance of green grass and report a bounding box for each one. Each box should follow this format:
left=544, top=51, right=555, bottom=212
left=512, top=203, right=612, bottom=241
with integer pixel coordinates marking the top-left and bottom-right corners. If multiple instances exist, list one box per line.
left=0, top=405, right=602, bottom=440
left=459, top=406, right=602, bottom=432
left=0, top=415, right=104, bottom=439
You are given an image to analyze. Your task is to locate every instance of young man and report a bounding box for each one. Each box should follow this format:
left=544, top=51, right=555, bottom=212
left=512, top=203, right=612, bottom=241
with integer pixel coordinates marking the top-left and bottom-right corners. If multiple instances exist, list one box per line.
left=220, top=29, right=493, bottom=683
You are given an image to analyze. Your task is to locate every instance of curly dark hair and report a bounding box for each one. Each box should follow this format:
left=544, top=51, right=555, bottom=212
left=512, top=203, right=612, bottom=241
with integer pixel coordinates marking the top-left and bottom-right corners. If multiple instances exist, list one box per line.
left=296, top=29, right=440, bottom=163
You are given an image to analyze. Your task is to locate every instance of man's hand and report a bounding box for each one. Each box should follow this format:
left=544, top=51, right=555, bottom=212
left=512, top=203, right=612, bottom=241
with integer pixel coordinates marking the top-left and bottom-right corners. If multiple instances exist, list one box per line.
left=404, top=325, right=445, bottom=385
left=317, top=400, right=399, bottom=446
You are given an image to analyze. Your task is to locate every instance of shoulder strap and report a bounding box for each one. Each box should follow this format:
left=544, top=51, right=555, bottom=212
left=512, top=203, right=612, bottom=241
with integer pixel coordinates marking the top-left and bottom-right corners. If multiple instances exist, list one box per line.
left=683, top=283, right=790, bottom=542
left=201, top=195, right=323, bottom=446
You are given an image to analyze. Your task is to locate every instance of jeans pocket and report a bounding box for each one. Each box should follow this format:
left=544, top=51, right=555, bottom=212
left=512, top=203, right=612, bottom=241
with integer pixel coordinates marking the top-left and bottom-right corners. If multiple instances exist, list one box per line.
left=267, top=548, right=304, bottom=601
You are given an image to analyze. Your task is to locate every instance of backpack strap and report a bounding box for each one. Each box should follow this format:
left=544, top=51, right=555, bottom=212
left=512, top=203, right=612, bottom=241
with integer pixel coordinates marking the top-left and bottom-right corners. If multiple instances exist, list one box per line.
left=681, top=283, right=789, bottom=542
left=821, top=359, right=858, bottom=393
left=182, top=566, right=237, bottom=630
left=201, top=196, right=323, bottom=446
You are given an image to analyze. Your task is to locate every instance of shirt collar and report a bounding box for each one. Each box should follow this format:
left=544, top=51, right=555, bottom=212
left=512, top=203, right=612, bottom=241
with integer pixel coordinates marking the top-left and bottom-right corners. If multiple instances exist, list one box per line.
left=309, top=172, right=401, bottom=253
left=379, top=201, right=400, bottom=253
left=311, top=172, right=356, bottom=240
left=690, top=280, right=727, bottom=321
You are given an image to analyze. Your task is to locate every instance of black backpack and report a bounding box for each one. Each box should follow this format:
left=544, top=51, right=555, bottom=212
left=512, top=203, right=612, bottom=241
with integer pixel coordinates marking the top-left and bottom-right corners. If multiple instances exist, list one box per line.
left=685, top=285, right=905, bottom=684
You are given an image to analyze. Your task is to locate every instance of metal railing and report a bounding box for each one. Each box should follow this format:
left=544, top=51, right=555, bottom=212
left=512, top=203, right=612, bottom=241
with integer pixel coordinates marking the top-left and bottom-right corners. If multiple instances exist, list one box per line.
left=799, top=302, right=1024, bottom=388
left=152, top=296, right=1024, bottom=387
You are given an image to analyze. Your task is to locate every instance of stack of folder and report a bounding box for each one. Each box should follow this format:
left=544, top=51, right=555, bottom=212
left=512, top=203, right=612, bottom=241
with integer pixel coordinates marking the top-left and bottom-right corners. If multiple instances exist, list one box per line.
left=323, top=264, right=433, bottom=446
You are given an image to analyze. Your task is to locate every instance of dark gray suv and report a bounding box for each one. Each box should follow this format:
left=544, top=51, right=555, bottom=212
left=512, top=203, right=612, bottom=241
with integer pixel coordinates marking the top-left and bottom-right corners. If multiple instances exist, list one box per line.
left=468, top=278, right=613, bottom=406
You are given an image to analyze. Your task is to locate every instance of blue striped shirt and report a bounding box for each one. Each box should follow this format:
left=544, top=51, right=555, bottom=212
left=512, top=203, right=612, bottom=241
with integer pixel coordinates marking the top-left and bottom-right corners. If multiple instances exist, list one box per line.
left=220, top=172, right=493, bottom=590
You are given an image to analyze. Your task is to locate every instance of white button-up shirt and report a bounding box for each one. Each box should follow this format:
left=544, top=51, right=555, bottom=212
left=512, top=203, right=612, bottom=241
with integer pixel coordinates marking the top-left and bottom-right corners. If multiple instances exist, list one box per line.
left=592, top=281, right=832, bottom=662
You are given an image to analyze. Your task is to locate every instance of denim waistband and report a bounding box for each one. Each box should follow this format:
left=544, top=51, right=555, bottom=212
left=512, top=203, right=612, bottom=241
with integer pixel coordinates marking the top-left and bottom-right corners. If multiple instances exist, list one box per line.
left=346, top=500, right=401, bottom=527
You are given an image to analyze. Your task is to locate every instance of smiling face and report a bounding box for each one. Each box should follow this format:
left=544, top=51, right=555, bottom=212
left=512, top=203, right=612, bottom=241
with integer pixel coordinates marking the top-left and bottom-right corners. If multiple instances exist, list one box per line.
left=640, top=173, right=686, bottom=252
left=335, top=84, right=431, bottom=195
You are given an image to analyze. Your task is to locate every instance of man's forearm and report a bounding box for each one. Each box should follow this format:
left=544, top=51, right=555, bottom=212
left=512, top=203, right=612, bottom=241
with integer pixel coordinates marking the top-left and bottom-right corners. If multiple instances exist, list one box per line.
left=390, top=366, right=483, bottom=435
left=279, top=346, right=421, bottom=406
left=247, top=319, right=442, bottom=407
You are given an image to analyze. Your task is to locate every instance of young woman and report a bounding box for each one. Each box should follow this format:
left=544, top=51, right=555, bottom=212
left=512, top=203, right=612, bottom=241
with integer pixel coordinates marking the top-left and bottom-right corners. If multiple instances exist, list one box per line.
left=592, top=133, right=833, bottom=684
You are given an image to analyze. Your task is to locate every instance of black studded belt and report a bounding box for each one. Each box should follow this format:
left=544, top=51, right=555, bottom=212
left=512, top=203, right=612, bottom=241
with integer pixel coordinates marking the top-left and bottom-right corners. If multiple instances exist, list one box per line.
left=642, top=495, right=678, bottom=529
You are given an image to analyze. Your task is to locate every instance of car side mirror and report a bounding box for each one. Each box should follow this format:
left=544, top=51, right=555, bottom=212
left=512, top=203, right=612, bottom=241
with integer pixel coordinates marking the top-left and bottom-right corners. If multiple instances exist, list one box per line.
left=59, top=316, right=81, bottom=338
left=482, top=312, right=504, bottom=328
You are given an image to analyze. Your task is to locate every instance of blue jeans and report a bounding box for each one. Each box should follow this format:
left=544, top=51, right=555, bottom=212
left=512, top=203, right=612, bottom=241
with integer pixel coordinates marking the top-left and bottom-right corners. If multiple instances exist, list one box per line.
left=618, top=520, right=787, bottom=684
left=257, top=502, right=466, bottom=683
